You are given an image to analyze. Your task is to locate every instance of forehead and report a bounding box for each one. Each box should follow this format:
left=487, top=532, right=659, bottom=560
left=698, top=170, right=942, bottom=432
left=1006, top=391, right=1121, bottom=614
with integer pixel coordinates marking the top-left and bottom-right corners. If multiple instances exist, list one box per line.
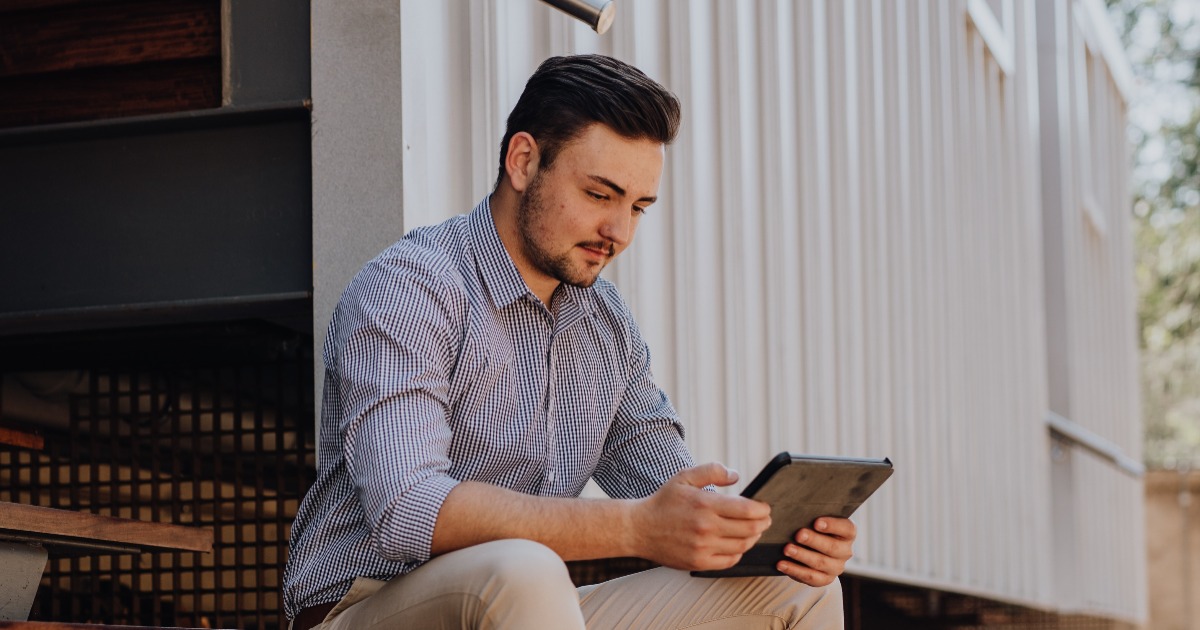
left=551, top=124, right=665, bottom=194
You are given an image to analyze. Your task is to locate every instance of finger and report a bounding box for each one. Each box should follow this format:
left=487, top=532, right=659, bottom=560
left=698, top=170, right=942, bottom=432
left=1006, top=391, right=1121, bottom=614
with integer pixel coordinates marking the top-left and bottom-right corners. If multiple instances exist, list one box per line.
left=706, top=534, right=761, bottom=556
left=695, top=552, right=746, bottom=572
left=813, top=517, right=857, bottom=540
left=782, top=541, right=845, bottom=575
left=709, top=515, right=771, bottom=541
left=680, top=507, right=768, bottom=544
left=673, top=462, right=739, bottom=489
left=793, top=528, right=854, bottom=560
left=776, top=558, right=837, bottom=587
left=706, top=494, right=772, bottom=520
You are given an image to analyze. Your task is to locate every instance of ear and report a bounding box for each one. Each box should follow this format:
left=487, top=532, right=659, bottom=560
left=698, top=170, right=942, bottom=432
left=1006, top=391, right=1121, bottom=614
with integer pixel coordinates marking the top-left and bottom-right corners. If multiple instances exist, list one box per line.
left=504, top=132, right=539, bottom=193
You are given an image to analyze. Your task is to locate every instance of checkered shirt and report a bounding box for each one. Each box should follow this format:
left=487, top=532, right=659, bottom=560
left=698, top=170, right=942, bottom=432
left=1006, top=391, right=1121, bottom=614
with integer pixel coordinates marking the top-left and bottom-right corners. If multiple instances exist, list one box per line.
left=282, top=197, right=695, bottom=616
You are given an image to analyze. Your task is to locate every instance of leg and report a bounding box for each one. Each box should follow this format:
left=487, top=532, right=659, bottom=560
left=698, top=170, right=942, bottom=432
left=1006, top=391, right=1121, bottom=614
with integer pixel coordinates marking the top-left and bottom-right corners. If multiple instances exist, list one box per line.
left=579, top=568, right=843, bottom=630
left=322, top=539, right=586, bottom=630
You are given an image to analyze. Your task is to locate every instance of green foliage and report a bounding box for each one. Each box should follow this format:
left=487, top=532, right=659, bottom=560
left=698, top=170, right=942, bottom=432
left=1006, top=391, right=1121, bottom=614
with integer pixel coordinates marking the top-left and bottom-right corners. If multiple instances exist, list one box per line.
left=1108, top=0, right=1200, bottom=468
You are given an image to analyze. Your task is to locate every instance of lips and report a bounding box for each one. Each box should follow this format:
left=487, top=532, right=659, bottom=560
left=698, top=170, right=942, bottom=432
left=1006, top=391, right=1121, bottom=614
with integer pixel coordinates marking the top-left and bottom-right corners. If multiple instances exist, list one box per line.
left=579, top=242, right=614, bottom=262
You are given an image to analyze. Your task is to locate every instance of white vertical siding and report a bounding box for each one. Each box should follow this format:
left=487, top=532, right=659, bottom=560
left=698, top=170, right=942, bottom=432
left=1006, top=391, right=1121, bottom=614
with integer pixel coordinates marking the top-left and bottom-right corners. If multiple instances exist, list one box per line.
left=395, top=0, right=1140, bottom=618
left=1038, top=0, right=1144, bottom=620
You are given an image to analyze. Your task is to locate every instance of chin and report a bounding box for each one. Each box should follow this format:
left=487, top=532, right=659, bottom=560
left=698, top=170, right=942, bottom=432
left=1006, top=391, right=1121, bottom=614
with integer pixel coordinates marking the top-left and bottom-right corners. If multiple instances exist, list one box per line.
left=562, top=270, right=602, bottom=288
left=566, top=276, right=600, bottom=289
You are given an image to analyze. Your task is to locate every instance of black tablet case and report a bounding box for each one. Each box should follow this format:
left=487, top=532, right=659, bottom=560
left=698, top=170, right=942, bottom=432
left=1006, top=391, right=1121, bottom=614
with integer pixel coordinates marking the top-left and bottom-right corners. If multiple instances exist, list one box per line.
left=692, top=453, right=893, bottom=578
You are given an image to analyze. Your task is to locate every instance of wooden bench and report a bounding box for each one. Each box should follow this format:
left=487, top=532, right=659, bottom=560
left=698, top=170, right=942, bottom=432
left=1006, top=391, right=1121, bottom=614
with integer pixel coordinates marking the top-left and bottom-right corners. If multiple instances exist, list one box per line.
left=0, top=502, right=212, bottom=623
left=0, top=623, right=219, bottom=629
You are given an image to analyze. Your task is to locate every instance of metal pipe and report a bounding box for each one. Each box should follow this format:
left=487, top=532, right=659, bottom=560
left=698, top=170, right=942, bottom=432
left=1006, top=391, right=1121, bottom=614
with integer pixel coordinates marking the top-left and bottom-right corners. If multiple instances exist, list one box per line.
left=539, top=0, right=615, bottom=34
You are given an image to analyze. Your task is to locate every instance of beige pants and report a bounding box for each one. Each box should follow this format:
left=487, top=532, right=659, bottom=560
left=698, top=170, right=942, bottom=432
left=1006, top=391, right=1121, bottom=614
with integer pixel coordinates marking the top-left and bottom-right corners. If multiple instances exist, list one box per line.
left=300, top=539, right=844, bottom=630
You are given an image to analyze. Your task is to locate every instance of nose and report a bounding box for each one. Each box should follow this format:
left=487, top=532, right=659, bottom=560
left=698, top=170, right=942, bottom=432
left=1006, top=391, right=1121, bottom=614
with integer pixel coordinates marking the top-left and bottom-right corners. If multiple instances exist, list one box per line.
left=598, top=206, right=634, bottom=246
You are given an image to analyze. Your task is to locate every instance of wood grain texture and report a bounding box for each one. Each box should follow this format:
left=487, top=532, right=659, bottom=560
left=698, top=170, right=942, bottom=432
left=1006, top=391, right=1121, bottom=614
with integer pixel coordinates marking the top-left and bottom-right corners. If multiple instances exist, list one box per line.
left=0, top=0, right=219, bottom=78
left=0, top=0, right=220, bottom=128
left=0, top=501, right=212, bottom=553
left=0, top=58, right=220, bottom=127
left=0, top=0, right=124, bottom=13
left=0, top=622, right=225, bottom=629
left=0, top=426, right=44, bottom=450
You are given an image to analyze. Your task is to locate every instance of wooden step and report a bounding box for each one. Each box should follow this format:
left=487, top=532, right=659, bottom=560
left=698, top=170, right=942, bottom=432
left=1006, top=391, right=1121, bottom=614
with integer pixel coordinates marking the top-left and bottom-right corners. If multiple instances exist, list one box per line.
left=0, top=623, right=228, bottom=630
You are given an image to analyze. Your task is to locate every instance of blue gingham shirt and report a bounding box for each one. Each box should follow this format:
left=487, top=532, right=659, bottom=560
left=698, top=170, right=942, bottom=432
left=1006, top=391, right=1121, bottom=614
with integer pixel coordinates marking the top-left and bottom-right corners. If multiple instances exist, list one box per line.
left=283, top=197, right=696, bottom=616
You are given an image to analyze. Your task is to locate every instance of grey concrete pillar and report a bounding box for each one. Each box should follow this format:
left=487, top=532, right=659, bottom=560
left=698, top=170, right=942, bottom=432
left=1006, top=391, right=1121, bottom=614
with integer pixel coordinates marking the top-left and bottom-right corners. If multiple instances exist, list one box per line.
left=311, top=1, right=406, bottom=464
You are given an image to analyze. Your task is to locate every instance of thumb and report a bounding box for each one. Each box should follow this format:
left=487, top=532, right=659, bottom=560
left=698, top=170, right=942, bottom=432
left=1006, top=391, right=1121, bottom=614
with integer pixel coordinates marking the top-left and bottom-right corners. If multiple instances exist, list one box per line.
left=673, top=462, right=739, bottom=489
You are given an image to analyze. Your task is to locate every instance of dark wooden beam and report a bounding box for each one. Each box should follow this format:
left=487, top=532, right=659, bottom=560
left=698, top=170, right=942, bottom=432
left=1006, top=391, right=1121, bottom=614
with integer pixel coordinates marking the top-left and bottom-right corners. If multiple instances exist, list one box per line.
left=0, top=0, right=221, bottom=128
left=0, top=0, right=218, bottom=78
left=0, top=59, right=220, bottom=127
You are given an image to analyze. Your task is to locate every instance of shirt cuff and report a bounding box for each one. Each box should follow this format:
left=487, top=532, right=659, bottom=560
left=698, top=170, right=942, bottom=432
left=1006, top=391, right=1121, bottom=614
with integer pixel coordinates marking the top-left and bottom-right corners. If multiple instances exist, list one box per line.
left=375, top=474, right=460, bottom=563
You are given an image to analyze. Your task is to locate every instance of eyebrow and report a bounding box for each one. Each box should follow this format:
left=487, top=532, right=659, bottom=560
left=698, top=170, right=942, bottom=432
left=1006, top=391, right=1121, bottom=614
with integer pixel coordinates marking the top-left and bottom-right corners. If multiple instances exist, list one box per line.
left=588, top=174, right=657, bottom=205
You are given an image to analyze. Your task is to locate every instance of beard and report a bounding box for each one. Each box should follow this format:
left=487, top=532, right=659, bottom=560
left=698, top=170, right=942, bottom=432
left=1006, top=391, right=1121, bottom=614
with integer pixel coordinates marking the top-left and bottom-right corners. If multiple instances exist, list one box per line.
left=516, top=173, right=614, bottom=290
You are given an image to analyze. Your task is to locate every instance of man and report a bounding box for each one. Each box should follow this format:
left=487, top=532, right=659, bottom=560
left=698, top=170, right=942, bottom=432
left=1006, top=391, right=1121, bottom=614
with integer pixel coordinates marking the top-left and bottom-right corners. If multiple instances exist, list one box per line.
left=284, top=54, right=855, bottom=629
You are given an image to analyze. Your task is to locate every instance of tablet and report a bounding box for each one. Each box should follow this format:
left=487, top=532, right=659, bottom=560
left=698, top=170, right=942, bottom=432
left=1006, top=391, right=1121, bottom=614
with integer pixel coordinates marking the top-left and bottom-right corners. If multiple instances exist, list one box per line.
left=691, top=452, right=893, bottom=578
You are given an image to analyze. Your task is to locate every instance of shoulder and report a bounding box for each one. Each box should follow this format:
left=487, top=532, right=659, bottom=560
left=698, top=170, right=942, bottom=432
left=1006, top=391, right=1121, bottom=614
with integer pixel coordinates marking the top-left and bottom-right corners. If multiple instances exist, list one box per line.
left=340, top=216, right=473, bottom=323
left=363, top=215, right=471, bottom=287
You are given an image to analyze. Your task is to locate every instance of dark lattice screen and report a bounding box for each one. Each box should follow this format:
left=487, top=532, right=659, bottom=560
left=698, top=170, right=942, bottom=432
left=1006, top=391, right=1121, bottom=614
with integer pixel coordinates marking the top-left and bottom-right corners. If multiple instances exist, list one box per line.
left=0, top=334, right=315, bottom=629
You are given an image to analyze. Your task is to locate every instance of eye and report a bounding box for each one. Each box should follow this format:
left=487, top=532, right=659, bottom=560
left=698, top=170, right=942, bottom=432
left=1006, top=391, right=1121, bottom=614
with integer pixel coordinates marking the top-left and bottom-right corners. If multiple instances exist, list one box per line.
left=632, top=205, right=648, bottom=216
left=586, top=190, right=607, bottom=201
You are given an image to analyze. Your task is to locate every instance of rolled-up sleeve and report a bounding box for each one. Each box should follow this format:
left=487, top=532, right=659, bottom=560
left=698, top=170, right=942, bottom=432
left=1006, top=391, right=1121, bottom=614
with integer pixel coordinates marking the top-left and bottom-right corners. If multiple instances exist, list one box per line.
left=333, top=253, right=465, bottom=563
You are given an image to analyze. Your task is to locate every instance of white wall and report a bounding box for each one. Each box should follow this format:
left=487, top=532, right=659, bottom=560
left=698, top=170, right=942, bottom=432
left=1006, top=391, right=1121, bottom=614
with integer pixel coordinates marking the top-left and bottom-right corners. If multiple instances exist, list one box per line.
left=388, top=0, right=1143, bottom=620
left=1038, top=0, right=1145, bottom=621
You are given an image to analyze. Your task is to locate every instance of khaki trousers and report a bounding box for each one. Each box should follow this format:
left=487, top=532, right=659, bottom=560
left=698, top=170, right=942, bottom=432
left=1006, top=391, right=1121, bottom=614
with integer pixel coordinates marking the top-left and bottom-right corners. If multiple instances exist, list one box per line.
left=299, top=539, right=844, bottom=630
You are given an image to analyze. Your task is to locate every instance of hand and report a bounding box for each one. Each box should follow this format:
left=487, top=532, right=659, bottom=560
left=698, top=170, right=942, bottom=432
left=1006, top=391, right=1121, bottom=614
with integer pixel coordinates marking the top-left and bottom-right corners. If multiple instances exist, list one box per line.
left=629, top=463, right=772, bottom=572
left=776, top=517, right=856, bottom=586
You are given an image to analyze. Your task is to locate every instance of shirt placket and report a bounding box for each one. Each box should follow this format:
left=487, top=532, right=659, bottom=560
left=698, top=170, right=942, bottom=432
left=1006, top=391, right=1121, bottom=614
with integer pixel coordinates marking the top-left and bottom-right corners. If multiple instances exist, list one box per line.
left=540, top=295, right=588, bottom=495
left=542, top=327, right=558, bottom=491
left=525, top=296, right=558, bottom=494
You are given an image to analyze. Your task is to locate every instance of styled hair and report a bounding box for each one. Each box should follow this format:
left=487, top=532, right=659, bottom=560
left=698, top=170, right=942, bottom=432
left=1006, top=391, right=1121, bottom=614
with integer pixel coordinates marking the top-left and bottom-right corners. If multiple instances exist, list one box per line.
left=495, top=54, right=681, bottom=189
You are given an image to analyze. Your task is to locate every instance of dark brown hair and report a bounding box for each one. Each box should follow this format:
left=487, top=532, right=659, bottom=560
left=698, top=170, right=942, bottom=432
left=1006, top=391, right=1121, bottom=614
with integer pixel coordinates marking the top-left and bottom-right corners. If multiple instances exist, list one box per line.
left=495, top=54, right=681, bottom=188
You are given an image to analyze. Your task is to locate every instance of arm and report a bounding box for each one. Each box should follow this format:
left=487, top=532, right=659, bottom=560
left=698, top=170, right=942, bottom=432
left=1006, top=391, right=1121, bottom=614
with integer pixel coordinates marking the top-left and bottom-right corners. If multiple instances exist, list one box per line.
left=333, top=253, right=465, bottom=564
left=337, top=255, right=767, bottom=571
left=583, top=287, right=859, bottom=584
left=431, top=462, right=774, bottom=573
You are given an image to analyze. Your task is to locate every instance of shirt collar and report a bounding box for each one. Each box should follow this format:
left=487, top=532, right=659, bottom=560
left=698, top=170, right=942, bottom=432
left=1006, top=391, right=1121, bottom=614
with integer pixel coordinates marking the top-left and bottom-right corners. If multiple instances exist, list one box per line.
left=468, top=196, right=594, bottom=319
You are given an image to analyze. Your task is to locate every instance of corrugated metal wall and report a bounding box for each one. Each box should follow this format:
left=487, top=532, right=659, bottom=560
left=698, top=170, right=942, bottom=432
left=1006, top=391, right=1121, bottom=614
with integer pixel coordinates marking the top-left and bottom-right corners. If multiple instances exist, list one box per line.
left=394, top=0, right=1141, bottom=620
left=1039, top=0, right=1146, bottom=621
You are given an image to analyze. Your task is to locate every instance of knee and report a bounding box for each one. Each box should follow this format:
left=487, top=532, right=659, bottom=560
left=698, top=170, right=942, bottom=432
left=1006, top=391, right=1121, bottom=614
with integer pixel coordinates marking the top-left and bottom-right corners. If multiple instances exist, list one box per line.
left=792, top=576, right=844, bottom=624
left=472, top=539, right=573, bottom=593
left=799, top=576, right=843, bottom=605
left=822, top=576, right=843, bottom=603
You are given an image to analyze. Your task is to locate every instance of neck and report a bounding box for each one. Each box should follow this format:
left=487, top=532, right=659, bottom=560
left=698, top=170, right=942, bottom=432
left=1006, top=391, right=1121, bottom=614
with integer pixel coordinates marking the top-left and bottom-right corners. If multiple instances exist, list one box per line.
left=489, top=187, right=559, bottom=305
